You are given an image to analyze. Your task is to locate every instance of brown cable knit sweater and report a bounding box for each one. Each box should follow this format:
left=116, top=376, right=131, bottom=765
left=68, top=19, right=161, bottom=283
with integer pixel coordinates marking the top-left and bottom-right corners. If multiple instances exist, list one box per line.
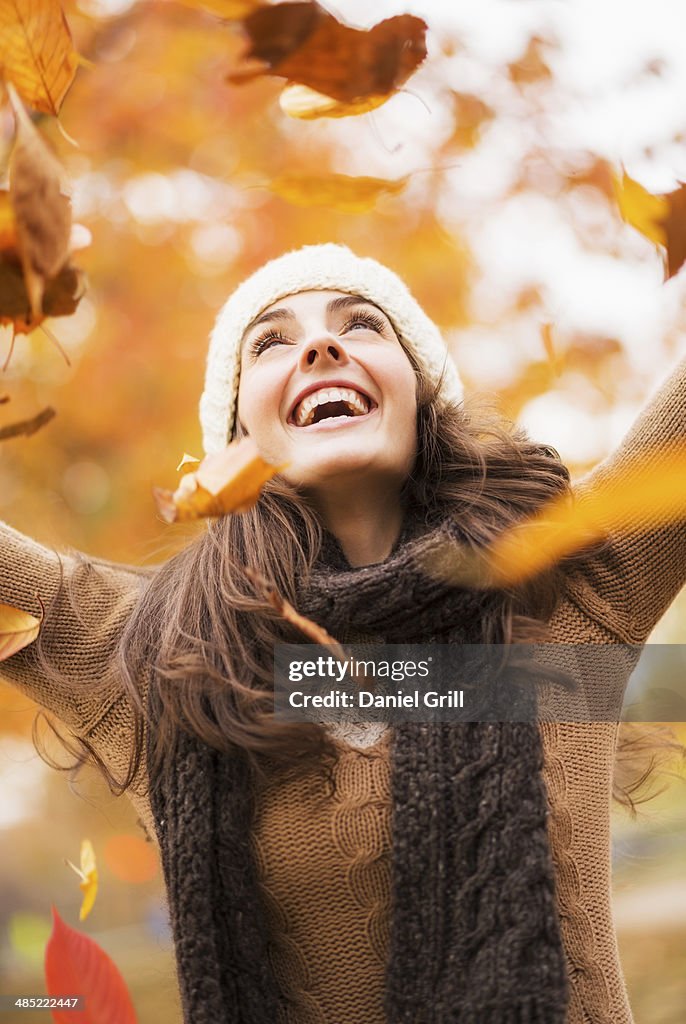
left=1, top=355, right=685, bottom=1023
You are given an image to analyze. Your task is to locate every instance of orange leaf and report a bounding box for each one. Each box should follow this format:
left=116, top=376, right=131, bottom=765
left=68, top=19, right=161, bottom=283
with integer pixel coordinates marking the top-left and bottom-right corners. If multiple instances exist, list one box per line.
left=270, top=172, right=408, bottom=212
left=153, top=436, right=284, bottom=522
left=0, top=260, right=84, bottom=337
left=427, top=449, right=686, bottom=588
left=0, top=0, right=79, bottom=115
left=8, top=84, right=72, bottom=318
left=44, top=906, right=137, bottom=1024
left=245, top=566, right=347, bottom=660
left=0, top=601, right=42, bottom=661
left=228, top=2, right=426, bottom=105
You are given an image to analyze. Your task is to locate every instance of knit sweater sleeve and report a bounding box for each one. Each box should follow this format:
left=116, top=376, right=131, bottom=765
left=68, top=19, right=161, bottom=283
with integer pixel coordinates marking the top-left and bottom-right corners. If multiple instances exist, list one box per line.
left=569, top=353, right=686, bottom=644
left=0, top=517, right=156, bottom=735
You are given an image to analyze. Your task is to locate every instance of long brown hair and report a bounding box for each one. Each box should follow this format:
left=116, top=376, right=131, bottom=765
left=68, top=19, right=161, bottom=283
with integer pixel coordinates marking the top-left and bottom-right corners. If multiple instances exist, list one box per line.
left=30, top=345, right=682, bottom=812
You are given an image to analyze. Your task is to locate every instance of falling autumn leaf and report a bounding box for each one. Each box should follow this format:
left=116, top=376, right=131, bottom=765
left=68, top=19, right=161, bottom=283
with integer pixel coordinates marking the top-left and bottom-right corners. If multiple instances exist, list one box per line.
left=425, top=448, right=686, bottom=589
left=245, top=565, right=347, bottom=660
left=153, top=436, right=284, bottom=522
left=7, top=84, right=72, bottom=318
left=0, top=600, right=42, bottom=660
left=279, top=82, right=390, bottom=119
left=228, top=2, right=427, bottom=107
left=0, top=405, right=56, bottom=440
left=45, top=906, right=137, bottom=1024
left=614, top=170, right=668, bottom=247
left=614, top=171, right=686, bottom=279
left=0, top=0, right=79, bottom=115
left=65, top=839, right=98, bottom=922
left=270, top=172, right=408, bottom=212
left=0, top=259, right=85, bottom=337
left=508, top=36, right=553, bottom=86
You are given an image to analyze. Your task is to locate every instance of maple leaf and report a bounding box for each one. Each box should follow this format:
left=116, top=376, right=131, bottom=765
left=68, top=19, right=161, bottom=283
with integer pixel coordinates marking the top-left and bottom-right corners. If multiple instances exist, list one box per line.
left=0, top=600, right=42, bottom=660
left=614, top=170, right=686, bottom=279
left=0, top=0, right=79, bottom=116
left=7, top=83, right=72, bottom=318
left=228, top=1, right=427, bottom=106
left=270, top=172, right=408, bottom=212
left=45, top=906, right=137, bottom=1024
left=64, top=839, right=98, bottom=922
left=153, top=436, right=284, bottom=522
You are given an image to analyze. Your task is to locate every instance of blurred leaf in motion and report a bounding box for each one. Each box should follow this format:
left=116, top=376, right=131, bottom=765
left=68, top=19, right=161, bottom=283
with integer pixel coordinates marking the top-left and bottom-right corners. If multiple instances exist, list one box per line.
left=228, top=1, right=427, bottom=107
left=65, top=838, right=98, bottom=922
left=270, top=172, right=409, bottom=212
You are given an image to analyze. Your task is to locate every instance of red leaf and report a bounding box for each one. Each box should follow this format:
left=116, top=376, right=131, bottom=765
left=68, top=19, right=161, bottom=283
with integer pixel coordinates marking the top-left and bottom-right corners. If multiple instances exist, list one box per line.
left=45, top=906, right=137, bottom=1024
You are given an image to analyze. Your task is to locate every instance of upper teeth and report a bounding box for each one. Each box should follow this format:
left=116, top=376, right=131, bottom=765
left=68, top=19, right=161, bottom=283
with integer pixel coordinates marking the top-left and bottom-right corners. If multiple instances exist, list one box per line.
left=294, top=387, right=370, bottom=427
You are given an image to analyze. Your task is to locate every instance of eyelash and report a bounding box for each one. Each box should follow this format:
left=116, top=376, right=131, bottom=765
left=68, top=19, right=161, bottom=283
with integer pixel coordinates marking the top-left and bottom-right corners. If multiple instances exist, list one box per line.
left=249, top=309, right=387, bottom=357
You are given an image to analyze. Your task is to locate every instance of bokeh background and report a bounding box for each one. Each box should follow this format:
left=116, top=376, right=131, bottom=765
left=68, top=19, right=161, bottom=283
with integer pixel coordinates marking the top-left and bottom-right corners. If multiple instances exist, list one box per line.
left=1, top=0, right=685, bottom=1020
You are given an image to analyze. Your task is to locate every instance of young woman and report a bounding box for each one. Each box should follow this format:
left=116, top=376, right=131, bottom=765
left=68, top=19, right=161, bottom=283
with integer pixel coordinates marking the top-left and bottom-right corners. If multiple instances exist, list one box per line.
left=1, top=243, right=685, bottom=1024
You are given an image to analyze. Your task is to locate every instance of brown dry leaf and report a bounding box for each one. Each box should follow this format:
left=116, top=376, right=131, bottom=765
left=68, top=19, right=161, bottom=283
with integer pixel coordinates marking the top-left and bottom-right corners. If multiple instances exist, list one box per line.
left=0, top=405, right=55, bottom=441
left=228, top=1, right=427, bottom=105
left=428, top=448, right=686, bottom=589
left=270, top=172, right=408, bottom=212
left=0, top=600, right=42, bottom=661
left=279, top=83, right=389, bottom=119
left=7, top=84, right=72, bottom=317
left=244, top=566, right=347, bottom=661
left=0, top=0, right=79, bottom=115
left=153, top=436, right=284, bottom=523
left=0, top=259, right=84, bottom=336
left=613, top=170, right=686, bottom=279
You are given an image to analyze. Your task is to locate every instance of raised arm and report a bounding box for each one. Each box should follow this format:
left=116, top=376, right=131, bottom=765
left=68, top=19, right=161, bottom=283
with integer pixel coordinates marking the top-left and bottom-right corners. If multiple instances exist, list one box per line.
left=0, top=517, right=157, bottom=734
left=570, top=353, right=686, bottom=643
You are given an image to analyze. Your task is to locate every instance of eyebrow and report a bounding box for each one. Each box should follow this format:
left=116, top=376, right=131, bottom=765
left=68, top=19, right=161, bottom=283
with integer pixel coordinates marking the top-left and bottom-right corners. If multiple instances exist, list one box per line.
left=244, top=294, right=386, bottom=334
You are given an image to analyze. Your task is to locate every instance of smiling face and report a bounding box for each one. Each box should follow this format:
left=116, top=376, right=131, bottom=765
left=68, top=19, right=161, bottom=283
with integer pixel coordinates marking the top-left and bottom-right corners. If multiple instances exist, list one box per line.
left=237, top=289, right=418, bottom=495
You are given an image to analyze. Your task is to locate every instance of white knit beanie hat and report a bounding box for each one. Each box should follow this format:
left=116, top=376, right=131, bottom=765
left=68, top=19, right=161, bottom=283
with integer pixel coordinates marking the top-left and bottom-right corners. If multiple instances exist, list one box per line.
left=199, top=243, right=463, bottom=454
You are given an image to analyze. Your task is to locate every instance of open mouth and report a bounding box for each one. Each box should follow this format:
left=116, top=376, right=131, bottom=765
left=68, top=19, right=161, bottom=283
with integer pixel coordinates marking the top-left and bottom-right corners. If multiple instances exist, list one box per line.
left=290, top=386, right=375, bottom=428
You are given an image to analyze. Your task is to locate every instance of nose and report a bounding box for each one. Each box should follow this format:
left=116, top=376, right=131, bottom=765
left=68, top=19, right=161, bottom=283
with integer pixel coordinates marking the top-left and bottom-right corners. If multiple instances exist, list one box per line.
left=299, top=333, right=349, bottom=370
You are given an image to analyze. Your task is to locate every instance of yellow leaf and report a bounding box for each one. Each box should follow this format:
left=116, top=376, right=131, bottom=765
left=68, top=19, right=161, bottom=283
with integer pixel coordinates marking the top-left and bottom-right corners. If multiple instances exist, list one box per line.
left=614, top=170, right=668, bottom=248
left=153, top=436, right=284, bottom=523
left=0, top=0, right=79, bottom=115
left=176, top=451, right=201, bottom=472
left=7, top=84, right=72, bottom=318
left=0, top=601, right=42, bottom=661
left=424, top=449, right=686, bottom=589
left=65, top=839, right=98, bottom=922
left=270, top=172, right=408, bottom=213
left=279, top=83, right=390, bottom=119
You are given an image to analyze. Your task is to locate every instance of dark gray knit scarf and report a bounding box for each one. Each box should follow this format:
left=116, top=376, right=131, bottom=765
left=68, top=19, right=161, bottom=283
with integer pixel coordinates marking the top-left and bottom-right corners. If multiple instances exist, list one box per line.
left=147, top=517, right=569, bottom=1024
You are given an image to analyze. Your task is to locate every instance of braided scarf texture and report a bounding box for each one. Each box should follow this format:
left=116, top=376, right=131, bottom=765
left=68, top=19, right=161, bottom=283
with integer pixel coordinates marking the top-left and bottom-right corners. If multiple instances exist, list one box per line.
left=147, top=518, right=569, bottom=1024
